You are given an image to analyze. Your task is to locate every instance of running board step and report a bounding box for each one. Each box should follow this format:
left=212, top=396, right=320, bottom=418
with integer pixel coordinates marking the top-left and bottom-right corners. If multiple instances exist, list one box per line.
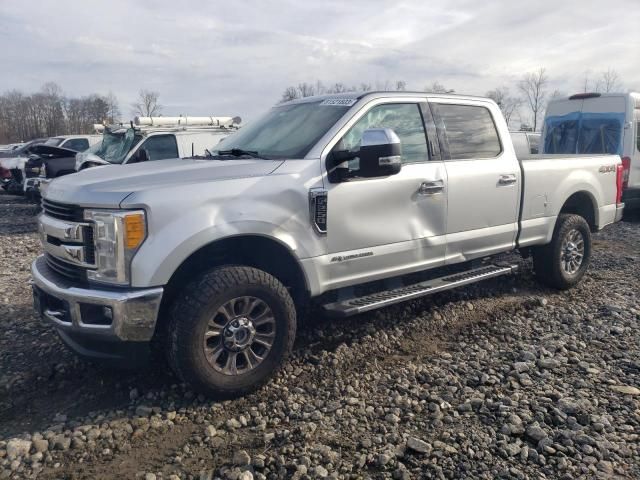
left=323, top=264, right=518, bottom=318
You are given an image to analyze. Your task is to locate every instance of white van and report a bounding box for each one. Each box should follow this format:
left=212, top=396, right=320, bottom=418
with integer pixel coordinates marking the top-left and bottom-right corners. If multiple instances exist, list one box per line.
left=75, top=118, right=238, bottom=171
left=542, top=92, right=640, bottom=209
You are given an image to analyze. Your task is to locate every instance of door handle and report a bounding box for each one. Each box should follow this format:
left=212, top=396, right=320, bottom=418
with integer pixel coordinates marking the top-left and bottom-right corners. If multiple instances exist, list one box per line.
left=498, top=174, right=517, bottom=185
left=418, top=180, right=444, bottom=195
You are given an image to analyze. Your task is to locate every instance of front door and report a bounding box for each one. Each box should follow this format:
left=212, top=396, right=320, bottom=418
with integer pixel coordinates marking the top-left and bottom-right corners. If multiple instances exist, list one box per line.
left=430, top=101, right=520, bottom=263
left=324, top=101, right=448, bottom=289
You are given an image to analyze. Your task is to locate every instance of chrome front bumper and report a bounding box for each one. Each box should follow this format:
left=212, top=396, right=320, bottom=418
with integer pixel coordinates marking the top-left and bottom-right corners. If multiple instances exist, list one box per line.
left=31, top=255, right=163, bottom=342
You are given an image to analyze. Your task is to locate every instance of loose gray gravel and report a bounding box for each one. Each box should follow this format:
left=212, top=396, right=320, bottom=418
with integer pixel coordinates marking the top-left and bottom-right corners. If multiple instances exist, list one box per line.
left=0, top=192, right=638, bottom=479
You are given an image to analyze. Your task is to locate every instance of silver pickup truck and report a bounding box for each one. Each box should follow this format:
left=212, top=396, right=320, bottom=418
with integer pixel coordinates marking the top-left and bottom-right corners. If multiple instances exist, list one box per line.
left=30, top=92, right=624, bottom=398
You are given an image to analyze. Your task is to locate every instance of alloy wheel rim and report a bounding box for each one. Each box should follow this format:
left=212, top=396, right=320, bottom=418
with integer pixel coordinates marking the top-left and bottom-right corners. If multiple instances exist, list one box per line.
left=561, top=229, right=585, bottom=275
left=203, top=296, right=276, bottom=376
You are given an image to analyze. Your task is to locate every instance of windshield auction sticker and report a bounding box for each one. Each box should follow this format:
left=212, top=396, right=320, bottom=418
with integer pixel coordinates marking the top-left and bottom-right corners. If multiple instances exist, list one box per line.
left=320, top=98, right=358, bottom=106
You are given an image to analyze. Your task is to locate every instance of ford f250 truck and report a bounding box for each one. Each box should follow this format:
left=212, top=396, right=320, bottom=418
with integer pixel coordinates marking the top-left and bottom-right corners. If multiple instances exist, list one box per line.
left=30, top=92, right=625, bottom=398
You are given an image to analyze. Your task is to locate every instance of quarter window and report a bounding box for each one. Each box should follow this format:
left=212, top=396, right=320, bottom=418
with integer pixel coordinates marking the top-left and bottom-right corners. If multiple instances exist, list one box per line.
left=339, top=103, right=428, bottom=164
left=139, top=135, right=179, bottom=161
left=437, top=104, right=502, bottom=159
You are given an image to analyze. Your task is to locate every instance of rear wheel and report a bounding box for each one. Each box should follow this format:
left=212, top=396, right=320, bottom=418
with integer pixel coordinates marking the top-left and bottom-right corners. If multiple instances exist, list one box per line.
left=167, top=266, right=296, bottom=398
left=532, top=214, right=591, bottom=290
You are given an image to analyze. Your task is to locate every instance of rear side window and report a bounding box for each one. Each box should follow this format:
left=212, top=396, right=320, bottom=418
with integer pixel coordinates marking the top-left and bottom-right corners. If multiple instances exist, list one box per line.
left=636, top=122, right=640, bottom=152
left=62, top=138, right=89, bottom=151
left=139, top=135, right=179, bottom=161
left=436, top=104, right=502, bottom=159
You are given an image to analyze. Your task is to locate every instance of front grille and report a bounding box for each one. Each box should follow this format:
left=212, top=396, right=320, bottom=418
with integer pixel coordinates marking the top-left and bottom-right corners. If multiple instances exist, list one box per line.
left=83, top=226, right=95, bottom=264
left=44, top=253, right=87, bottom=283
left=41, top=199, right=83, bottom=221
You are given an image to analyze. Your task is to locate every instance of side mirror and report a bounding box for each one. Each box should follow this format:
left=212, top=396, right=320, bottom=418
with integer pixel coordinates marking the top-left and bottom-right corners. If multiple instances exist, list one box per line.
left=357, top=128, right=402, bottom=178
left=135, top=148, right=150, bottom=163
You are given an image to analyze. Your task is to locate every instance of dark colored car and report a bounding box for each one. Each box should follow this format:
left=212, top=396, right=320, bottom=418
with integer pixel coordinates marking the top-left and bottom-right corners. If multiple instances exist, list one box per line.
left=22, top=145, right=80, bottom=200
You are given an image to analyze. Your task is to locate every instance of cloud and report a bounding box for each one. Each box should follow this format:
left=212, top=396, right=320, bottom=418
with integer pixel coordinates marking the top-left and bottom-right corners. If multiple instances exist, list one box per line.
left=0, top=0, right=638, bottom=121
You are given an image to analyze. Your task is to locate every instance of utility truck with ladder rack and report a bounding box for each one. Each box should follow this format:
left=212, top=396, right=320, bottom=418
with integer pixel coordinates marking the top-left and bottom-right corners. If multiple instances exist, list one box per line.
left=31, top=92, right=624, bottom=398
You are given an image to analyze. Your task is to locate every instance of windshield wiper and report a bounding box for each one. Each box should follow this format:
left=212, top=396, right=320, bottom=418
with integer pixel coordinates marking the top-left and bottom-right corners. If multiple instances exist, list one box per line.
left=217, top=148, right=262, bottom=158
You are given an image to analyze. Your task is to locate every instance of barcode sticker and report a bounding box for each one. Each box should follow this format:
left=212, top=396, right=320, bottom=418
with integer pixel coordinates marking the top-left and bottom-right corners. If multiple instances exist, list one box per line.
left=320, top=98, right=358, bottom=106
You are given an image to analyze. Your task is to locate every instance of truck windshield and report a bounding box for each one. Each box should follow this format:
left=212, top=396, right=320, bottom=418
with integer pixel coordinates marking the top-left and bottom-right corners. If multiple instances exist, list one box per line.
left=543, top=112, right=625, bottom=155
left=211, top=100, right=352, bottom=159
left=88, top=128, right=141, bottom=164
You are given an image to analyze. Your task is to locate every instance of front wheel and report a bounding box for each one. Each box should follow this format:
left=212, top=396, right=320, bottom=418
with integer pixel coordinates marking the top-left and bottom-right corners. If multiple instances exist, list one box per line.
left=167, top=266, right=296, bottom=398
left=532, top=214, right=592, bottom=290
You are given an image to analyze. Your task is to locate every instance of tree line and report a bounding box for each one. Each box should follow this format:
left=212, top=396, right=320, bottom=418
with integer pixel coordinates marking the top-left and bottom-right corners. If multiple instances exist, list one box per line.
left=280, top=68, right=627, bottom=132
left=0, top=84, right=163, bottom=144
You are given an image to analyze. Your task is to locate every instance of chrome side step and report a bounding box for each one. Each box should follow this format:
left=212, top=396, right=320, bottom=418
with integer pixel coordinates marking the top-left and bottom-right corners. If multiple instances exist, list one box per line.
left=322, top=264, right=518, bottom=318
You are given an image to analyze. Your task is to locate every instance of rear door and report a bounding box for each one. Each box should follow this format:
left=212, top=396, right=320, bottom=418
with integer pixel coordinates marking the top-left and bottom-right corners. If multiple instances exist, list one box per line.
left=430, top=100, right=520, bottom=263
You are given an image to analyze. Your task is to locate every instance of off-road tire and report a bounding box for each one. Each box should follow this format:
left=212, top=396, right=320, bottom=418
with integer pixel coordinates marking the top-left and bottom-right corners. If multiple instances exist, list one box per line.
left=532, top=214, right=591, bottom=290
left=167, top=266, right=296, bottom=398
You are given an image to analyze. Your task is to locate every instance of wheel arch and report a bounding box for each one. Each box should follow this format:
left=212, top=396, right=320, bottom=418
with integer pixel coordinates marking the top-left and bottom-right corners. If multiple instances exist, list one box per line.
left=159, top=234, right=311, bottom=319
left=557, top=190, right=598, bottom=232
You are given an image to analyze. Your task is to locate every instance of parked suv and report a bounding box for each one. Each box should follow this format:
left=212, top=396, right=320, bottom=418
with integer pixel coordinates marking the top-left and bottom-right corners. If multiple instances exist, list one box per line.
left=31, top=92, right=624, bottom=398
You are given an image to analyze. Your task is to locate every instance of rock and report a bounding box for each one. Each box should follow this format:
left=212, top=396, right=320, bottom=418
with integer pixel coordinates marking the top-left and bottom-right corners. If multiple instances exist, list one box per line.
left=406, top=437, right=431, bottom=454
left=6, top=439, right=32, bottom=459
left=238, top=472, right=253, bottom=480
left=609, top=385, right=640, bottom=395
left=385, top=413, right=400, bottom=424
left=537, top=358, right=560, bottom=369
left=204, top=425, right=217, bottom=437
left=513, top=362, right=529, bottom=373
left=526, top=425, right=547, bottom=443
left=226, top=418, right=242, bottom=429
left=314, top=465, right=328, bottom=477
left=557, top=398, right=579, bottom=415
left=145, top=474, right=157, bottom=480
left=377, top=453, right=392, bottom=466
left=504, top=443, right=521, bottom=457
left=32, top=438, right=48, bottom=453
left=52, top=435, right=71, bottom=451
left=232, top=449, right=251, bottom=466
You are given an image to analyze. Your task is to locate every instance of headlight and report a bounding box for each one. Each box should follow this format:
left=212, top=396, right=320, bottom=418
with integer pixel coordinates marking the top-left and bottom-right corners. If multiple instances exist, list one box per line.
left=40, top=163, right=47, bottom=178
left=83, top=209, right=147, bottom=285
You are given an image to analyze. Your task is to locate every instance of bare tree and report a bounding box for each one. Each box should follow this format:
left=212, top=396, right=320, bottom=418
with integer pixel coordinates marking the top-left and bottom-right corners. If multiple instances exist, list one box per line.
left=518, top=68, right=548, bottom=132
left=132, top=89, right=162, bottom=117
left=581, top=71, right=592, bottom=93
left=424, top=81, right=454, bottom=94
left=279, top=79, right=407, bottom=104
left=485, top=87, right=522, bottom=126
left=105, top=92, right=121, bottom=123
left=596, top=68, right=622, bottom=93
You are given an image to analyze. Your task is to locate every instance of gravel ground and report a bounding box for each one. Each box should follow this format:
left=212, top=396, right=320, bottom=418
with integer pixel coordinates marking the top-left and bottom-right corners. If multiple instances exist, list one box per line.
left=0, top=191, right=638, bottom=479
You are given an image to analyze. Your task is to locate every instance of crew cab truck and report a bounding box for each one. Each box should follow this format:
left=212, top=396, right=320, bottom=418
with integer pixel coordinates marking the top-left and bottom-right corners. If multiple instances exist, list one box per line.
left=31, top=92, right=624, bottom=398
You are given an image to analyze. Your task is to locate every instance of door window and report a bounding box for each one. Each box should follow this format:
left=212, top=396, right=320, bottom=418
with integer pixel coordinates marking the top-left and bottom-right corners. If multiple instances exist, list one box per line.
left=62, top=138, right=89, bottom=151
left=436, top=104, right=502, bottom=159
left=139, top=135, right=179, bottom=161
left=339, top=103, right=428, bottom=164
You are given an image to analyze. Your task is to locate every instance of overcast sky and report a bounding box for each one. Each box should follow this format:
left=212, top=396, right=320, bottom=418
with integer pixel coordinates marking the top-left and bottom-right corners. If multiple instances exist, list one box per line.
left=1, top=0, right=638, bottom=122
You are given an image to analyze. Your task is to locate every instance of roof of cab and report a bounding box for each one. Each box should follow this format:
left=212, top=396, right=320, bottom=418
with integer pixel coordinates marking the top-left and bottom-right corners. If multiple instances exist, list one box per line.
left=281, top=90, right=495, bottom=106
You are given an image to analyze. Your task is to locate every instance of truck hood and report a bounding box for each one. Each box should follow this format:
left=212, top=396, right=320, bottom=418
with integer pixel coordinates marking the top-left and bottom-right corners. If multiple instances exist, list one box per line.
left=44, top=158, right=285, bottom=207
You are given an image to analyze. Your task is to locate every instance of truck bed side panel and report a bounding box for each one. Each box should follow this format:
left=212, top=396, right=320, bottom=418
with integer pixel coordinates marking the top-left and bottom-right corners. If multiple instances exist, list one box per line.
left=518, top=154, right=619, bottom=247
